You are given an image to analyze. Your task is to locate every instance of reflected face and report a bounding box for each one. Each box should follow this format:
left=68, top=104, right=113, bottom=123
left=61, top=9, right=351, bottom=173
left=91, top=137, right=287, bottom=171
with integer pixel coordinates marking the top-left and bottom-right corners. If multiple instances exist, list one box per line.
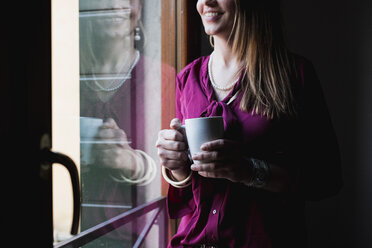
left=80, top=0, right=142, bottom=39
left=196, top=0, right=236, bottom=39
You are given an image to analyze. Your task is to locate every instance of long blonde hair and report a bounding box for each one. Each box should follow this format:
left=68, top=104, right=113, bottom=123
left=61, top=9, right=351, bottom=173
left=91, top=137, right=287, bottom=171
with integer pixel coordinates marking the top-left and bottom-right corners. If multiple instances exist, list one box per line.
left=231, top=0, right=296, bottom=118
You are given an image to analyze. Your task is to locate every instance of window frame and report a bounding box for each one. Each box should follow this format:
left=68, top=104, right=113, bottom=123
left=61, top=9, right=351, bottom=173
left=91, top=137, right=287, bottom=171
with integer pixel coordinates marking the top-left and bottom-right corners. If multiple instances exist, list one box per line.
left=161, top=0, right=203, bottom=237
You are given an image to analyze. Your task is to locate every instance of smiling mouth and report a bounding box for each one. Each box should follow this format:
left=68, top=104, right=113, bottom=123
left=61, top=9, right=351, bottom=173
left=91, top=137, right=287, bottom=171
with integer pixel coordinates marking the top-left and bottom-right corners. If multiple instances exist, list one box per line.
left=205, top=12, right=221, bottom=17
left=110, top=16, right=127, bottom=23
left=204, top=12, right=222, bottom=18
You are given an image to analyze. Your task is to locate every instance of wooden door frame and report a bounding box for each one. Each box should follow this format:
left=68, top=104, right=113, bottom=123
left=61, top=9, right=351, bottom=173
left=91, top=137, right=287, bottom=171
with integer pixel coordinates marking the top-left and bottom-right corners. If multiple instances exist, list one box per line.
left=161, top=0, right=202, bottom=238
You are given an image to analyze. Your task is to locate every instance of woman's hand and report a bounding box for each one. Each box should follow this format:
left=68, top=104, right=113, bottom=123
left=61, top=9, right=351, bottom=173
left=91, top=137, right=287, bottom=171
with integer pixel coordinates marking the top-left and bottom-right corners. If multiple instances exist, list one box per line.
left=92, top=118, right=140, bottom=174
left=156, top=118, right=190, bottom=181
left=190, top=139, right=252, bottom=183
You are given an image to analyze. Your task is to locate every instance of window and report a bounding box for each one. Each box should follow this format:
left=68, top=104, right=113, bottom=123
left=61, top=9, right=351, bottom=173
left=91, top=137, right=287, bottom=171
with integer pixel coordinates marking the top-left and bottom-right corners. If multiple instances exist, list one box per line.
left=51, top=0, right=199, bottom=246
left=52, top=0, right=174, bottom=247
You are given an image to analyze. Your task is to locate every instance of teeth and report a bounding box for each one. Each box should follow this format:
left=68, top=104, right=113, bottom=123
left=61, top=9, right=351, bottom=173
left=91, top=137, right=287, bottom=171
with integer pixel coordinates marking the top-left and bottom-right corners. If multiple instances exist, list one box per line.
left=205, top=12, right=220, bottom=17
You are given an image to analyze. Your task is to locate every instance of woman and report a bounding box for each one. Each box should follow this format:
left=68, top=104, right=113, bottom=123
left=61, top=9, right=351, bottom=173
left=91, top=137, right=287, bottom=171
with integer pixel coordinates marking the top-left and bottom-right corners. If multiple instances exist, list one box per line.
left=156, top=0, right=342, bottom=247
left=79, top=0, right=155, bottom=185
left=79, top=0, right=159, bottom=246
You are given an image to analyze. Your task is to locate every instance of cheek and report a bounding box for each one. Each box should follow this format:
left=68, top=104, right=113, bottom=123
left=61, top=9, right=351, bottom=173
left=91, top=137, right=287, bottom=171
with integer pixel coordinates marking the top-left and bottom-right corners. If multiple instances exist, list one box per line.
left=196, top=2, right=203, bottom=17
left=131, top=1, right=142, bottom=17
left=224, top=0, right=236, bottom=21
left=224, top=0, right=236, bottom=9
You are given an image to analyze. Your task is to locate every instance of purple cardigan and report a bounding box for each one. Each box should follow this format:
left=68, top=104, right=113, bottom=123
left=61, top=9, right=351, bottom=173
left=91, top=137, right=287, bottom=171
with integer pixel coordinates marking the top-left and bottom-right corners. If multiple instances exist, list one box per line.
left=167, top=55, right=342, bottom=247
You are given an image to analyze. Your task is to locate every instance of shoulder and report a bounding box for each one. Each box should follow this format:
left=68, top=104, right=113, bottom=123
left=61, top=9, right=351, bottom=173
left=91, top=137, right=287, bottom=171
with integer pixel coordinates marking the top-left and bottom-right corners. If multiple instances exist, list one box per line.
left=290, top=53, right=319, bottom=87
left=177, top=55, right=210, bottom=86
left=291, top=53, right=315, bottom=74
left=291, top=53, right=315, bottom=72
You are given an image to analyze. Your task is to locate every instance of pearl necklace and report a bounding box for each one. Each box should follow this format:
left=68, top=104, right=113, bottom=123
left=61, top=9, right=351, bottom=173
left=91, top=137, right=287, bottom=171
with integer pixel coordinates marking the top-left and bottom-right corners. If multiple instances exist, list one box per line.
left=208, top=52, right=239, bottom=91
left=85, top=50, right=140, bottom=92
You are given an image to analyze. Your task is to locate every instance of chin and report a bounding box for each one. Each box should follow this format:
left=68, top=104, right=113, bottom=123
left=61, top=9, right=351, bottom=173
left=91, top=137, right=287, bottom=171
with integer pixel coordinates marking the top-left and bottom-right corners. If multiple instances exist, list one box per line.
left=203, top=27, right=218, bottom=36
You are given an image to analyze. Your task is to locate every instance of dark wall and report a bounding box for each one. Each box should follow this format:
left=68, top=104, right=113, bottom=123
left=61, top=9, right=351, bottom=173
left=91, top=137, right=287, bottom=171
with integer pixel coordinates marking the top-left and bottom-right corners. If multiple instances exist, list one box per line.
left=282, top=1, right=372, bottom=247
left=195, top=1, right=372, bottom=247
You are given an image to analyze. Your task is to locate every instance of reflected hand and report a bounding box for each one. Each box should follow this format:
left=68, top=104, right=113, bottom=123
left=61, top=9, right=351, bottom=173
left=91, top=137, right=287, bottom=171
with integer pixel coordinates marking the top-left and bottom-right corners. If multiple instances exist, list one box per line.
left=92, top=118, right=139, bottom=174
left=156, top=118, right=190, bottom=181
left=190, top=139, right=251, bottom=183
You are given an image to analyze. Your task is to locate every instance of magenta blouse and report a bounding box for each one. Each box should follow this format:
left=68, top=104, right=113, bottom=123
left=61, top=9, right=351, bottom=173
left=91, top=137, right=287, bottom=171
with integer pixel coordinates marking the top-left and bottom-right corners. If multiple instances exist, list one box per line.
left=167, top=55, right=342, bottom=247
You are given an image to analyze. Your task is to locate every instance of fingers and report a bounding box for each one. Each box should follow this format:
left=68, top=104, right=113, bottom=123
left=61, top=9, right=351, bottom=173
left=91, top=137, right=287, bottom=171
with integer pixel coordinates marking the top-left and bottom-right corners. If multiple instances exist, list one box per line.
left=191, top=163, right=224, bottom=179
left=192, top=150, right=226, bottom=162
left=96, top=119, right=130, bottom=147
left=170, top=118, right=182, bottom=130
left=198, top=171, right=219, bottom=179
left=94, top=148, right=121, bottom=167
left=191, top=159, right=249, bottom=183
left=157, top=147, right=189, bottom=171
left=156, top=135, right=186, bottom=151
left=97, top=128, right=127, bottom=140
left=157, top=123, right=189, bottom=171
left=200, top=139, right=239, bottom=151
left=101, top=118, right=119, bottom=129
left=157, top=148, right=188, bottom=161
left=191, top=162, right=216, bottom=172
left=191, top=162, right=238, bottom=181
left=95, top=129, right=130, bottom=150
left=156, top=119, right=185, bottom=147
left=158, top=129, right=184, bottom=142
left=156, top=119, right=189, bottom=172
left=94, top=147, right=138, bottom=170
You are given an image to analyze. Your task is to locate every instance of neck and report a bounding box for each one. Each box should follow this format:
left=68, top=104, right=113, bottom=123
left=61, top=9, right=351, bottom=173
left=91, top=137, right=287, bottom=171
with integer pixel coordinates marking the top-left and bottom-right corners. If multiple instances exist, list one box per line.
left=212, top=35, right=238, bottom=67
left=93, top=36, right=135, bottom=74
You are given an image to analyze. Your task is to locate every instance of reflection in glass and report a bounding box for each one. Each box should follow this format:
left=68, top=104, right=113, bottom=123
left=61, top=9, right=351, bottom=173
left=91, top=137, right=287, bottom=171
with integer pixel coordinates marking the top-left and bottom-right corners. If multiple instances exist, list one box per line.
left=79, top=0, right=161, bottom=246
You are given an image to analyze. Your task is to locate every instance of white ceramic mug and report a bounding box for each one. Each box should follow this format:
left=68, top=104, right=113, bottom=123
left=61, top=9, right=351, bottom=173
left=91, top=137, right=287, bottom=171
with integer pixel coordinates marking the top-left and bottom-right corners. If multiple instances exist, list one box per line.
left=184, top=116, right=224, bottom=163
left=80, top=117, right=103, bottom=166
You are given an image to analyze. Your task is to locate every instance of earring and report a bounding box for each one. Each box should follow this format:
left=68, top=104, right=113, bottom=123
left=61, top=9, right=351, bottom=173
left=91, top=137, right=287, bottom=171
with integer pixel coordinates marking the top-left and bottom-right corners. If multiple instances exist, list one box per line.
left=209, top=35, right=214, bottom=48
left=134, top=26, right=141, bottom=41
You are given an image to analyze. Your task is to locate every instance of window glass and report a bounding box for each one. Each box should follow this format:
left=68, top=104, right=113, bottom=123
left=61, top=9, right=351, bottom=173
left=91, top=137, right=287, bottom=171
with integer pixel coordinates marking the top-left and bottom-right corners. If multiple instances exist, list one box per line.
left=79, top=0, right=162, bottom=246
left=52, top=0, right=163, bottom=246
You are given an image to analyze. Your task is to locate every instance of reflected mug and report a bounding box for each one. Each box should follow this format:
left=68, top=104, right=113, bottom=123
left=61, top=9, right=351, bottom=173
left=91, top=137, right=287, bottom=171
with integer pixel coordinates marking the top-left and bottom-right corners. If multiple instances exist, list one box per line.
left=80, top=117, right=103, bottom=166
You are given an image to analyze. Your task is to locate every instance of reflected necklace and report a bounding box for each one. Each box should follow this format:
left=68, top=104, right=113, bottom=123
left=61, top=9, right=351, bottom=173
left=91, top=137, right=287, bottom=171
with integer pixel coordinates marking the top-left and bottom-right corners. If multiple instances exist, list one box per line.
left=208, top=52, right=239, bottom=91
left=87, top=50, right=140, bottom=92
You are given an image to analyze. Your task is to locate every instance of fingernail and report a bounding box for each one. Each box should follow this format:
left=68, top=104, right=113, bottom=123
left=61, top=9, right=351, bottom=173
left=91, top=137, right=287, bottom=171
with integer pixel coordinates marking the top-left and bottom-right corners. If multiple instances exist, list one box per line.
left=190, top=164, right=198, bottom=171
left=200, top=144, right=208, bottom=150
left=192, top=153, right=199, bottom=160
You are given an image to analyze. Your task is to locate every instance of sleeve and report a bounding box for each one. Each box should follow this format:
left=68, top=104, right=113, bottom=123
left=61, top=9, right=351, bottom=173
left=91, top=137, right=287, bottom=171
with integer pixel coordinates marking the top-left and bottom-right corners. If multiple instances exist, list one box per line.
left=294, top=60, right=343, bottom=201
left=166, top=71, right=196, bottom=219
left=175, top=74, right=184, bottom=122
